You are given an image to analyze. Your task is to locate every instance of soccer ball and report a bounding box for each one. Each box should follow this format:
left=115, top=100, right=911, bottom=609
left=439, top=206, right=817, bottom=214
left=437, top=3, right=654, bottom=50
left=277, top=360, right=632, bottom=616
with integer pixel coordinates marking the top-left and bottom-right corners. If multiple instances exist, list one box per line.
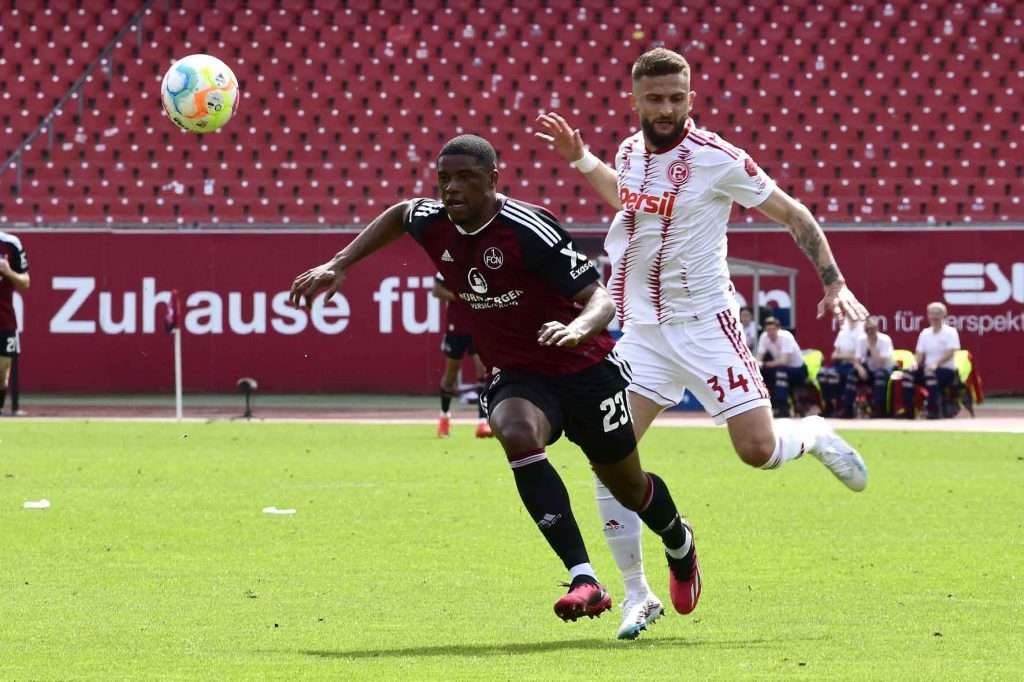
left=160, top=54, right=239, bottom=133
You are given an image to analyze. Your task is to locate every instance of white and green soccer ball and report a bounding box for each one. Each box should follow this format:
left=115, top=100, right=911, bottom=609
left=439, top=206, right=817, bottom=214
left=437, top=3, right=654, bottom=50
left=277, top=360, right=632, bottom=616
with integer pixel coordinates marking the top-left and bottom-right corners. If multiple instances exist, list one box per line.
left=160, top=54, right=239, bottom=133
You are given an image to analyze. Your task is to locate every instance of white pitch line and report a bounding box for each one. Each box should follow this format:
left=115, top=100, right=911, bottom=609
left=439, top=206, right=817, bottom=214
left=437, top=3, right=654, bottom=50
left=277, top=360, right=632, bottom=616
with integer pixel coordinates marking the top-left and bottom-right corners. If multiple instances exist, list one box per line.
left=3, top=415, right=1023, bottom=433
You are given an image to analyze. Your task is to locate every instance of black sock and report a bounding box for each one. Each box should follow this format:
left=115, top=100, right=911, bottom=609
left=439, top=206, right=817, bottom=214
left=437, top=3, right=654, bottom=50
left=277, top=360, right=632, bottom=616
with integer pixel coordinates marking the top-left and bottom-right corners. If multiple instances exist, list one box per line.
left=511, top=453, right=590, bottom=571
left=476, top=398, right=486, bottom=419
left=0, top=388, right=6, bottom=411
left=569, top=574, right=597, bottom=588
left=440, top=391, right=452, bottom=413
left=636, top=473, right=690, bottom=555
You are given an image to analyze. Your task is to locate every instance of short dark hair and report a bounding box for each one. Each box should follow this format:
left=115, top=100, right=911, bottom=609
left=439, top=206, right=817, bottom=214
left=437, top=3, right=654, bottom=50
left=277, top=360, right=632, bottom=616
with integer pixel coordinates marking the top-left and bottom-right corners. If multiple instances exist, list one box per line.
left=631, top=48, right=690, bottom=82
left=438, top=134, right=497, bottom=169
left=739, top=306, right=753, bottom=314
left=763, top=316, right=780, bottom=328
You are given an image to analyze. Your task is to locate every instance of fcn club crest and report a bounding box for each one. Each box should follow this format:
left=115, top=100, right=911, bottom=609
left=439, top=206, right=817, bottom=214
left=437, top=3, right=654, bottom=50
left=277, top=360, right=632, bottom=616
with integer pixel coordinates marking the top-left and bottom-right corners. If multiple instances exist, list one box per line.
left=667, top=160, right=689, bottom=184
left=483, top=247, right=504, bottom=270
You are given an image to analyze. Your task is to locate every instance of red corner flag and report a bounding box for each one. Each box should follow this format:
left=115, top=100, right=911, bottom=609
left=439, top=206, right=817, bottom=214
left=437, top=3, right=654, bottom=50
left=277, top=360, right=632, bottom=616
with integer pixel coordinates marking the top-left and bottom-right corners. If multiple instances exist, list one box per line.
left=165, top=289, right=182, bottom=333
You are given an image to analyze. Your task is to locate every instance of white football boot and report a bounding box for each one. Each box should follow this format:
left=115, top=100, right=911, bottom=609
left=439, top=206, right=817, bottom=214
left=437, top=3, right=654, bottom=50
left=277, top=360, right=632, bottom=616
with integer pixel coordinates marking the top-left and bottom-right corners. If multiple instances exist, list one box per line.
left=616, top=592, right=664, bottom=640
left=807, top=415, right=868, bottom=492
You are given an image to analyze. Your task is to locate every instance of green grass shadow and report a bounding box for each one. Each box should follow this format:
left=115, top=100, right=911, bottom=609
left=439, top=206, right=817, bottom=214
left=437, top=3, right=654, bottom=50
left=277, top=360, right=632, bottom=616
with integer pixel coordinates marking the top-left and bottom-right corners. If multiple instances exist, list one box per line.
left=299, top=636, right=792, bottom=660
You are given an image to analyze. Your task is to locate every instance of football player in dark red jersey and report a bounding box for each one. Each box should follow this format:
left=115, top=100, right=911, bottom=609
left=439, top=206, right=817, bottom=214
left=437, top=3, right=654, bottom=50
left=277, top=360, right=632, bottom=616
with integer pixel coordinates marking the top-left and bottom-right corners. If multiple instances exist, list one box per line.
left=0, top=231, right=29, bottom=415
left=430, top=273, right=492, bottom=438
left=290, top=135, right=700, bottom=627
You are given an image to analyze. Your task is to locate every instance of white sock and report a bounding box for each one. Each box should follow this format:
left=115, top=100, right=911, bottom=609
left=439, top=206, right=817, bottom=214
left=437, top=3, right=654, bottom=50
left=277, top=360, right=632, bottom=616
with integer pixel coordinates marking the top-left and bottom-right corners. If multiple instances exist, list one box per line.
left=595, top=478, right=650, bottom=599
left=761, top=417, right=817, bottom=470
left=569, top=562, right=598, bottom=582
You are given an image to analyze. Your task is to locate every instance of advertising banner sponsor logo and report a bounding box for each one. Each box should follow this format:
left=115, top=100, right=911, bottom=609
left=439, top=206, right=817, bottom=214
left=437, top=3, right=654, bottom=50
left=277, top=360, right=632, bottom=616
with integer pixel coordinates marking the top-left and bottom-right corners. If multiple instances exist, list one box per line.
left=14, top=228, right=1024, bottom=393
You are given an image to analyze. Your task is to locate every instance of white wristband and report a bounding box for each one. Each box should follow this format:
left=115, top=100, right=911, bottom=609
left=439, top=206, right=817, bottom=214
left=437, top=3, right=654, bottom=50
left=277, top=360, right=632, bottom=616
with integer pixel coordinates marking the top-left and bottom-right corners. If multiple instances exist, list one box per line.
left=570, top=150, right=601, bottom=174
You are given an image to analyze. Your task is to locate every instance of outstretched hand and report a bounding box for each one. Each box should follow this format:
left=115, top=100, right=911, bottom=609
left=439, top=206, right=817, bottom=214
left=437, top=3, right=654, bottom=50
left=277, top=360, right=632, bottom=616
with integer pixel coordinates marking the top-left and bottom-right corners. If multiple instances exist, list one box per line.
left=818, top=282, right=869, bottom=322
left=534, top=112, right=585, bottom=163
left=289, top=262, right=346, bottom=309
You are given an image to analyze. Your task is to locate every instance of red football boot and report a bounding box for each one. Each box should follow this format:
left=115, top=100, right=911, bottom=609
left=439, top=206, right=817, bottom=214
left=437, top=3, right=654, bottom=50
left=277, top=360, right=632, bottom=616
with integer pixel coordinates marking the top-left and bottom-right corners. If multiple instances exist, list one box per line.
left=437, top=414, right=451, bottom=438
left=666, top=547, right=702, bottom=615
left=474, top=419, right=493, bottom=438
left=553, top=580, right=612, bottom=622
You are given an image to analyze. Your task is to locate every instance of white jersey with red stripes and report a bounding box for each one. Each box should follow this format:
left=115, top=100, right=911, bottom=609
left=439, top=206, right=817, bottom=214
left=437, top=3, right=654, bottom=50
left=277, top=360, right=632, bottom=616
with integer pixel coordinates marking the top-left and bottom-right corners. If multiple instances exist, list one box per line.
left=605, top=118, right=776, bottom=327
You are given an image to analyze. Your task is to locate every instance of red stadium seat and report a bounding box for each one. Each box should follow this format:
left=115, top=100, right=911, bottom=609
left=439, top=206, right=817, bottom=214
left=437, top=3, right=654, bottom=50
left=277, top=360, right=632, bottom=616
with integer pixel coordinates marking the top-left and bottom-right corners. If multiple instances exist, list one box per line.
left=1, top=0, right=1016, bottom=227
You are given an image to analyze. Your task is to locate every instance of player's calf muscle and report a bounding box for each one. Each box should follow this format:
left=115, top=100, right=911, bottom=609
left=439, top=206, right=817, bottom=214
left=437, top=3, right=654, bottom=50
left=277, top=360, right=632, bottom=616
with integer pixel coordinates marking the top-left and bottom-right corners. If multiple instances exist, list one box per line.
left=592, top=455, right=648, bottom=510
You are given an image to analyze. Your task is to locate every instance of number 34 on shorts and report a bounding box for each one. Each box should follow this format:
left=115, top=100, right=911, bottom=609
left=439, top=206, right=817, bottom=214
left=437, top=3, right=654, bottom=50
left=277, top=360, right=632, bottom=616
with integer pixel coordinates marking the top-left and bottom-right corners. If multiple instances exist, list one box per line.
left=706, top=367, right=752, bottom=402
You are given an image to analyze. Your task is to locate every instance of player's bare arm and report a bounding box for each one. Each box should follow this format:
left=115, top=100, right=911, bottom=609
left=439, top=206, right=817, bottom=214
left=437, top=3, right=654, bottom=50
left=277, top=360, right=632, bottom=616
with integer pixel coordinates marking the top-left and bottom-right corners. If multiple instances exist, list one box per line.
left=0, top=256, right=29, bottom=291
left=289, top=201, right=409, bottom=308
left=755, top=188, right=869, bottom=322
left=538, top=282, right=616, bottom=348
left=534, top=112, right=622, bottom=210
left=431, top=279, right=456, bottom=302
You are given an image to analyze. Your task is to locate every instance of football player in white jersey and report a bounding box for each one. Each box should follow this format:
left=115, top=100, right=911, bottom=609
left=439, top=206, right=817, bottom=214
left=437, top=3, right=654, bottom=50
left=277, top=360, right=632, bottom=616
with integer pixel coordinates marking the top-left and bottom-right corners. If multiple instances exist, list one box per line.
left=536, top=48, right=869, bottom=639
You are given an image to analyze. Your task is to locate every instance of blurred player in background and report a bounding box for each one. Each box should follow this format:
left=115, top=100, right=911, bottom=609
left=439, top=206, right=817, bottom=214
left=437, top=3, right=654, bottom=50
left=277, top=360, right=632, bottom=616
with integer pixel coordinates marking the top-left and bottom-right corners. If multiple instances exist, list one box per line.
left=817, top=318, right=865, bottom=417
left=431, top=273, right=492, bottom=438
left=903, top=302, right=960, bottom=418
left=739, top=305, right=758, bottom=352
left=290, top=135, right=699, bottom=629
left=756, top=317, right=808, bottom=418
left=850, top=316, right=895, bottom=418
left=0, top=231, right=29, bottom=415
left=536, top=47, right=868, bottom=639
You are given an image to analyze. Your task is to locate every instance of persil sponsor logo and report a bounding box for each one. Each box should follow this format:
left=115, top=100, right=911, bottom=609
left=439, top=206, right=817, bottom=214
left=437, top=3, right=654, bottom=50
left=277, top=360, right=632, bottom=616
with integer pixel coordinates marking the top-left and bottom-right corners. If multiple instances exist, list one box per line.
left=618, top=188, right=676, bottom=217
left=942, top=262, right=1024, bottom=305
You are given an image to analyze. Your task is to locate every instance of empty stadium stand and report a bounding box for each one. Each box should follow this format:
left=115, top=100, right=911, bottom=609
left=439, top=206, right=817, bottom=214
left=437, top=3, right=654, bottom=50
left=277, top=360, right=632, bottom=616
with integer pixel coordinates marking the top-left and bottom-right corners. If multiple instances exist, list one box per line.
left=1, top=0, right=1021, bottom=226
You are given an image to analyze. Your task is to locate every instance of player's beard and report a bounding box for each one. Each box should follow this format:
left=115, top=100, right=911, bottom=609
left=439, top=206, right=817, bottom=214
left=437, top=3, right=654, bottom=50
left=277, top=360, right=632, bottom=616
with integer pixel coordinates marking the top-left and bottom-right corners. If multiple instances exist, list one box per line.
left=641, top=114, right=688, bottom=150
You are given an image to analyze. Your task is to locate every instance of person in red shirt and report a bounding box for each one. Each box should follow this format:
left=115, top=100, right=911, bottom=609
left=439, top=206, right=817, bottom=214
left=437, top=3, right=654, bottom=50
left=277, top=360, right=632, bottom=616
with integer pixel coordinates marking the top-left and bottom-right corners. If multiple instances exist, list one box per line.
left=290, top=135, right=700, bottom=626
left=431, top=272, right=492, bottom=438
left=0, top=231, right=30, bottom=414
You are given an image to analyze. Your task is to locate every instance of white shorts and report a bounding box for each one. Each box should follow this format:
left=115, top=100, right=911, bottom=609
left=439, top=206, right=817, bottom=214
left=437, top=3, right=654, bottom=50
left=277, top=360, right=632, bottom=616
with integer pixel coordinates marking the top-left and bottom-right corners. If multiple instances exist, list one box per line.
left=615, top=308, right=771, bottom=425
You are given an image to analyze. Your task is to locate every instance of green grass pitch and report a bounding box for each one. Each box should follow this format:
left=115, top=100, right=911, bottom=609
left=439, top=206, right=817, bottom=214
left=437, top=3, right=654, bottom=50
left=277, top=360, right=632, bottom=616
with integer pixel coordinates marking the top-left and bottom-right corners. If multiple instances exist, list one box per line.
left=2, top=421, right=1022, bottom=680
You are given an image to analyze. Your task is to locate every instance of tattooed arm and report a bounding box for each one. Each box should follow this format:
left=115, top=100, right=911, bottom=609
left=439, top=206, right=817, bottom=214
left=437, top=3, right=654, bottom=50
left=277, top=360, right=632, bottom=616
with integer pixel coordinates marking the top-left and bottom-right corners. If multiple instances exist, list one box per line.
left=755, top=188, right=869, bottom=322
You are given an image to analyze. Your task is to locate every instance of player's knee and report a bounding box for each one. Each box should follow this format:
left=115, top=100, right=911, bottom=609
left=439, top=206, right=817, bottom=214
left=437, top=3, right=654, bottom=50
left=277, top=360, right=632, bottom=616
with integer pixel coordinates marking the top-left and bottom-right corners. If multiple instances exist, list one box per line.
left=734, top=434, right=775, bottom=467
left=493, top=418, right=545, bottom=455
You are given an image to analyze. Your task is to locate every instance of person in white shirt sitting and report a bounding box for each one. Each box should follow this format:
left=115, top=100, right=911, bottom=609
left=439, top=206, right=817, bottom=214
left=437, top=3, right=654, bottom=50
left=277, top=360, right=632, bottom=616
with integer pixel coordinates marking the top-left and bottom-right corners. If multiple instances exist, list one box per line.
left=818, top=318, right=865, bottom=418
left=756, top=317, right=808, bottom=418
left=902, top=302, right=961, bottom=419
left=847, top=316, right=895, bottom=418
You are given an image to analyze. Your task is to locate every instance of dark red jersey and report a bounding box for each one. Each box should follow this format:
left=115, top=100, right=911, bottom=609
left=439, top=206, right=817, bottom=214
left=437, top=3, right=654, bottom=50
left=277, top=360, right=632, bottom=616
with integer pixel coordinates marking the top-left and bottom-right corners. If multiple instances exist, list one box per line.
left=435, top=272, right=472, bottom=336
left=0, top=232, right=28, bottom=331
left=405, top=195, right=613, bottom=375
